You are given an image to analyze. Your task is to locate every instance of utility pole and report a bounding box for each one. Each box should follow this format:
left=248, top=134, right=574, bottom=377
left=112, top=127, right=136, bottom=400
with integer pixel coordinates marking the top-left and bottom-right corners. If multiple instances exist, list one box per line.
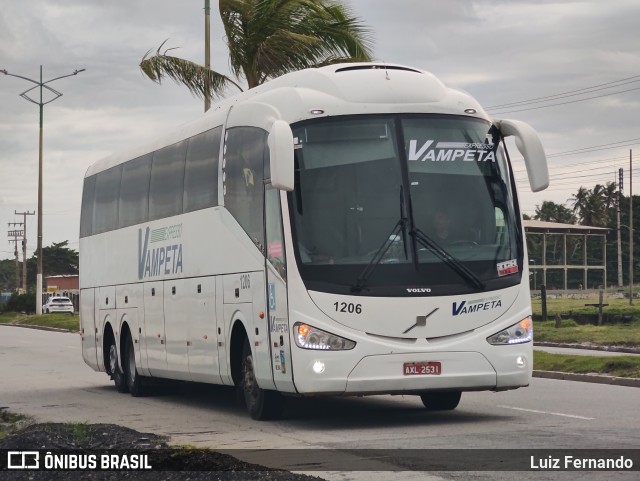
left=15, top=210, right=35, bottom=291
left=204, top=0, right=212, bottom=112
left=630, top=149, right=634, bottom=305
left=1, top=66, right=85, bottom=314
left=7, top=223, right=24, bottom=291
left=617, top=168, right=624, bottom=288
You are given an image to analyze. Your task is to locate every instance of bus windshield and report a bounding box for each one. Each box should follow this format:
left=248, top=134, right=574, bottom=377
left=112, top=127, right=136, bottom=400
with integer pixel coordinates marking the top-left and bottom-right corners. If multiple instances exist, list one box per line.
left=289, top=115, right=522, bottom=296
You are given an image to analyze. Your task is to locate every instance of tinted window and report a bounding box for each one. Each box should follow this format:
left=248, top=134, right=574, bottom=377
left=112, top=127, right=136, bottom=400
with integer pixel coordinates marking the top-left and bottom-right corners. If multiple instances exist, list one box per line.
left=184, top=127, right=221, bottom=212
left=149, top=140, right=187, bottom=220
left=80, top=175, right=96, bottom=238
left=119, top=154, right=151, bottom=228
left=93, top=165, right=122, bottom=234
left=223, top=127, right=267, bottom=252
left=265, top=187, right=286, bottom=280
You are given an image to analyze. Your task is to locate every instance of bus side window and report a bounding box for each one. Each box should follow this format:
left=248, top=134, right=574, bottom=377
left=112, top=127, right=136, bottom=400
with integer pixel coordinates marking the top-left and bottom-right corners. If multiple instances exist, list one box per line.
left=80, top=175, right=97, bottom=237
left=149, top=140, right=188, bottom=221
left=119, top=153, right=152, bottom=228
left=224, top=127, right=267, bottom=253
left=93, top=164, right=122, bottom=234
left=184, top=126, right=222, bottom=212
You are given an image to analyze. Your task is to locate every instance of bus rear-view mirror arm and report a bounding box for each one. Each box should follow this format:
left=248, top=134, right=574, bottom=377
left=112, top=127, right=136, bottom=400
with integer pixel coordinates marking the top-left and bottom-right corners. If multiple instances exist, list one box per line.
left=497, top=119, right=549, bottom=192
left=268, top=119, right=295, bottom=191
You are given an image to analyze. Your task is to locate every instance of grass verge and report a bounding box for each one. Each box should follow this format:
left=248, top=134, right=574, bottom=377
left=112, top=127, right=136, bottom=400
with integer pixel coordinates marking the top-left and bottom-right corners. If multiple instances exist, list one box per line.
left=0, top=409, right=29, bottom=440
left=534, top=351, right=640, bottom=378
left=531, top=297, right=640, bottom=321
left=0, top=311, right=79, bottom=332
left=534, top=320, right=640, bottom=345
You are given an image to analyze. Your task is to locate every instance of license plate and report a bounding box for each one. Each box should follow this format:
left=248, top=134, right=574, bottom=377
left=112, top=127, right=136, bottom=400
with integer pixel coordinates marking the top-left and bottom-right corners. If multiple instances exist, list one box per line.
left=403, top=361, right=441, bottom=376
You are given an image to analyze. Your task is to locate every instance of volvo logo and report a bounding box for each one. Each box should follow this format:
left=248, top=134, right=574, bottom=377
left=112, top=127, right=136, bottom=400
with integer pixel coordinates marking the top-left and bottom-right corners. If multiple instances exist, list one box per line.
left=403, top=308, right=438, bottom=334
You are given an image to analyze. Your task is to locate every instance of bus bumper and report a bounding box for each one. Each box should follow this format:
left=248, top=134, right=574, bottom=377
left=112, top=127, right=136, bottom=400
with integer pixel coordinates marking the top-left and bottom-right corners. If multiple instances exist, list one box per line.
left=291, top=349, right=531, bottom=395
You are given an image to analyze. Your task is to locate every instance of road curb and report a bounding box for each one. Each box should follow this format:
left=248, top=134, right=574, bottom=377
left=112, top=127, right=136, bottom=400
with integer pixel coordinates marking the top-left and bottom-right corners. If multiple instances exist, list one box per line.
left=535, top=341, right=640, bottom=354
left=533, top=370, right=640, bottom=388
left=0, top=322, right=76, bottom=333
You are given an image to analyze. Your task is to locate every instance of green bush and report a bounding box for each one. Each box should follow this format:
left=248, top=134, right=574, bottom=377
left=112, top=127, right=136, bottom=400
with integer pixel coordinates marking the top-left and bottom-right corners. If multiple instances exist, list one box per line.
left=557, top=319, right=578, bottom=328
left=5, top=291, right=36, bottom=314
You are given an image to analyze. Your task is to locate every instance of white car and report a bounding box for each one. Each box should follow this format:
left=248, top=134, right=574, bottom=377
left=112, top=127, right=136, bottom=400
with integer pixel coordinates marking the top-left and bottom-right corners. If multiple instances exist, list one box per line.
left=44, top=296, right=74, bottom=314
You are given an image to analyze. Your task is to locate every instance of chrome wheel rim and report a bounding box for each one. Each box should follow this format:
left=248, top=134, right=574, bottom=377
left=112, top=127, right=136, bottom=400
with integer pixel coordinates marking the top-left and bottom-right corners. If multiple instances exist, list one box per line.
left=109, top=344, right=118, bottom=374
left=128, top=341, right=136, bottom=383
left=243, top=354, right=259, bottom=408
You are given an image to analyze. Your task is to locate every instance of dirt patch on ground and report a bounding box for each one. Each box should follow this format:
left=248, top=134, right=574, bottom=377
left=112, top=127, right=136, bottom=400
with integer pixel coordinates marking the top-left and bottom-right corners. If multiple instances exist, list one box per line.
left=0, top=423, right=324, bottom=481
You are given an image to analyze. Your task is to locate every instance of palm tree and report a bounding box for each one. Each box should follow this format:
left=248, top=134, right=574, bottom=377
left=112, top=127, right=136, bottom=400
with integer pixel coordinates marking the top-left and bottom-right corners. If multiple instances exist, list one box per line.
left=533, top=201, right=576, bottom=264
left=570, top=186, right=607, bottom=227
left=534, top=200, right=575, bottom=224
left=140, top=0, right=373, bottom=105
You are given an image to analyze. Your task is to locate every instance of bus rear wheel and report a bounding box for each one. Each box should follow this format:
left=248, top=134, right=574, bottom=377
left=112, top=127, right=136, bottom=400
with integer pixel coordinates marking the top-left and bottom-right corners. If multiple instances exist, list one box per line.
left=124, top=333, right=147, bottom=397
left=108, top=338, right=128, bottom=393
left=240, top=339, right=283, bottom=420
left=420, top=391, right=461, bottom=411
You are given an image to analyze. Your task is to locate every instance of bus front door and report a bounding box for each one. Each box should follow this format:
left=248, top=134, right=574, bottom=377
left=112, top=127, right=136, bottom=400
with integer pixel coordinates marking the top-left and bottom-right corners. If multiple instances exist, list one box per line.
left=264, top=186, right=295, bottom=392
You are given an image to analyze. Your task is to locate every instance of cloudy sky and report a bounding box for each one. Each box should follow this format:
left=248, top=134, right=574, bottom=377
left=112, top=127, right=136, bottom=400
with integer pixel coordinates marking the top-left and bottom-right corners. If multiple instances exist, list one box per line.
left=1, top=0, right=639, bottom=261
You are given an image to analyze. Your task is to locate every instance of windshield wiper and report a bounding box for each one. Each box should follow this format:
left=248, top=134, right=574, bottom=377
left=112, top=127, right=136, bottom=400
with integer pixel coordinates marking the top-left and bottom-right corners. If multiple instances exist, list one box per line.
left=351, top=187, right=409, bottom=292
left=411, top=227, right=485, bottom=290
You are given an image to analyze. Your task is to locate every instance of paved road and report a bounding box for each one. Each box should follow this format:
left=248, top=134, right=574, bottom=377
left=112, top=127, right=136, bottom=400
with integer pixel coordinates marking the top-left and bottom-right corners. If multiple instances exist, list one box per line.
left=1, top=326, right=639, bottom=480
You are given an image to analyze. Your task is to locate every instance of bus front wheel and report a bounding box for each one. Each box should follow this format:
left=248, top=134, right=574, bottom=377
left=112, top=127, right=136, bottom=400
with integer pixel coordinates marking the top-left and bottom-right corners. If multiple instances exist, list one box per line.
left=420, top=391, right=461, bottom=411
left=240, top=339, right=283, bottom=420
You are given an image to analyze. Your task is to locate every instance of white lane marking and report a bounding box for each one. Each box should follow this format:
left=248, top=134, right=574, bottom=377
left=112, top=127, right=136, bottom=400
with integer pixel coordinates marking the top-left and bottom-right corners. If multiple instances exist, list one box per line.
left=497, top=405, right=594, bottom=420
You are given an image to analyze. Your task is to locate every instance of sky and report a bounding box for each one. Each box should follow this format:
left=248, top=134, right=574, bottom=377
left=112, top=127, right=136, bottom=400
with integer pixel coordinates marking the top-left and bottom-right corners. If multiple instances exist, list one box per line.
left=1, top=0, right=639, bottom=261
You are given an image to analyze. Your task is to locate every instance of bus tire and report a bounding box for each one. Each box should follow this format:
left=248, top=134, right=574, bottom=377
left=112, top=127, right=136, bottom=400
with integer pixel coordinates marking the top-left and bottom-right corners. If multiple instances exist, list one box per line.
left=420, top=391, right=461, bottom=411
left=124, top=333, right=147, bottom=397
left=240, top=339, right=283, bottom=420
left=108, top=337, right=128, bottom=393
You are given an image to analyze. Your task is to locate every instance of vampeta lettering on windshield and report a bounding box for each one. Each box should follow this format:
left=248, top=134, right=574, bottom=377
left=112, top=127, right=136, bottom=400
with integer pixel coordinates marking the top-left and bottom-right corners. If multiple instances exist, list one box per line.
left=408, top=140, right=497, bottom=162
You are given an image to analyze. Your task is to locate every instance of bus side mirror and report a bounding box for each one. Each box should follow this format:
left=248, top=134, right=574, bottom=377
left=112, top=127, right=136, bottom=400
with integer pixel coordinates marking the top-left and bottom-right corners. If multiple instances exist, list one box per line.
left=498, top=119, right=549, bottom=192
left=268, top=120, right=295, bottom=191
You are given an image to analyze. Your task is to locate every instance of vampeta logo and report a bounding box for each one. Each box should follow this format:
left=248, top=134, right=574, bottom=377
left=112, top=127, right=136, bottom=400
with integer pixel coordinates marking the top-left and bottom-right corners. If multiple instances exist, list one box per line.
left=408, top=140, right=496, bottom=163
left=138, top=224, right=184, bottom=280
left=452, top=295, right=501, bottom=316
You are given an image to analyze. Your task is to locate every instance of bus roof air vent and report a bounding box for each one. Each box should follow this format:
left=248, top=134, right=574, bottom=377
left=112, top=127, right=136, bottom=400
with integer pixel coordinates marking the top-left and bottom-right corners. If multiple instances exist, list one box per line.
left=335, top=64, right=422, bottom=74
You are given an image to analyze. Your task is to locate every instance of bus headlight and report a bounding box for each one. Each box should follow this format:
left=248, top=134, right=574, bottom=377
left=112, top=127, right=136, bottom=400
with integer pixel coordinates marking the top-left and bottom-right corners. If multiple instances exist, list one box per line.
left=294, top=323, right=356, bottom=350
left=487, top=316, right=533, bottom=345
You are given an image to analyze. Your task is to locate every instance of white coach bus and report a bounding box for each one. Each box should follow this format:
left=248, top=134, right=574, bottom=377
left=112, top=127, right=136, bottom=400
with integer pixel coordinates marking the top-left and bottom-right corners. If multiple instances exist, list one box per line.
left=80, top=63, right=548, bottom=420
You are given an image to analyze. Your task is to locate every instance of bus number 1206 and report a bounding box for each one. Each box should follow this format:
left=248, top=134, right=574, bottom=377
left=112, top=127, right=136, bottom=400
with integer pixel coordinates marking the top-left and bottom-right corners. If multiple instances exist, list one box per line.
left=334, top=302, right=362, bottom=314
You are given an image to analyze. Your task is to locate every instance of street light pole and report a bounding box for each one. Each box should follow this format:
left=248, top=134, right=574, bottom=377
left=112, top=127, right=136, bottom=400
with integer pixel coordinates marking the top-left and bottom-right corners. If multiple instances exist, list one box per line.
left=1, top=66, right=85, bottom=314
left=630, top=149, right=634, bottom=305
left=204, top=0, right=211, bottom=112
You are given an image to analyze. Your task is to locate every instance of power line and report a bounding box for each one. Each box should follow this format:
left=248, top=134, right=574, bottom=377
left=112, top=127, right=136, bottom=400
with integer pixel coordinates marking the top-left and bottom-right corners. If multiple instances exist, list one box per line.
left=511, top=155, right=629, bottom=174
left=486, top=75, right=640, bottom=109
left=516, top=169, right=640, bottom=191
left=488, top=86, right=640, bottom=114
left=517, top=163, right=622, bottom=178
left=545, top=138, right=640, bottom=158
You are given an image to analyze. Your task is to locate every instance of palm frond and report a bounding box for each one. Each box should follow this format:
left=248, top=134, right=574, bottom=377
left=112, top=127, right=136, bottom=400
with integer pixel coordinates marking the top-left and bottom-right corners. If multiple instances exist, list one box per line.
left=220, top=0, right=374, bottom=87
left=140, top=44, right=243, bottom=100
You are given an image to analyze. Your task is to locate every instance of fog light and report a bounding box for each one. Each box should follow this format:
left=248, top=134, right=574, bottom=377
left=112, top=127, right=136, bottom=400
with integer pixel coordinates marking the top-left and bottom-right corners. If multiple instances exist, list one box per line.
left=516, top=355, right=526, bottom=368
left=312, top=361, right=325, bottom=374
